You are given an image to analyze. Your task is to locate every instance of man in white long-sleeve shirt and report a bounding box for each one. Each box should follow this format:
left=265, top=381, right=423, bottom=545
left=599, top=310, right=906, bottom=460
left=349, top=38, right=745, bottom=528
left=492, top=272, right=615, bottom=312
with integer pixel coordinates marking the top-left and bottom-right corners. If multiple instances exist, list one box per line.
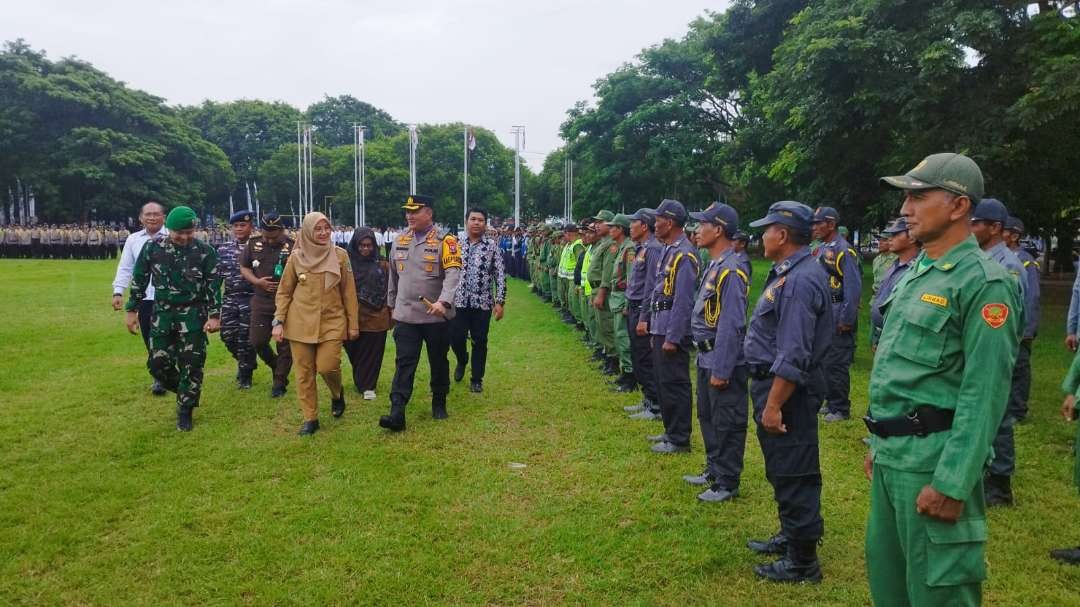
left=111, top=201, right=169, bottom=395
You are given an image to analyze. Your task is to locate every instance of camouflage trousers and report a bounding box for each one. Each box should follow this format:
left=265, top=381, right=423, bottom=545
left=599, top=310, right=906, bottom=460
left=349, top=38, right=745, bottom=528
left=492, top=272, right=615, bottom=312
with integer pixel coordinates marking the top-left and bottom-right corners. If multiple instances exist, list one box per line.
left=220, top=293, right=256, bottom=372
left=149, top=303, right=208, bottom=409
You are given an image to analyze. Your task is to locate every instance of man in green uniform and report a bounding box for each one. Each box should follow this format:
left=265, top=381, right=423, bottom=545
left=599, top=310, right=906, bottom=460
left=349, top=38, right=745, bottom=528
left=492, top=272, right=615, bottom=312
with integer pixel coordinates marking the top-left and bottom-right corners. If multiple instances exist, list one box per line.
left=559, top=224, right=584, bottom=326
left=865, top=153, right=1020, bottom=605
left=590, top=210, right=617, bottom=376
left=549, top=230, right=565, bottom=311
left=581, top=222, right=600, bottom=354
left=538, top=228, right=553, bottom=301
left=607, top=213, right=637, bottom=392
left=871, top=233, right=896, bottom=295
left=123, top=206, right=222, bottom=431
left=1051, top=355, right=1080, bottom=564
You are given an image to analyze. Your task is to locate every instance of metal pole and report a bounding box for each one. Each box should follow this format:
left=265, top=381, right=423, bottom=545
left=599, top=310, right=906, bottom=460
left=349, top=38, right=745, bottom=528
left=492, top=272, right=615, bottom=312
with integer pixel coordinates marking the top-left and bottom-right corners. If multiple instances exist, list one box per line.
left=354, top=124, right=359, bottom=227
left=360, top=128, right=366, bottom=227
left=297, top=122, right=303, bottom=217
left=463, top=126, right=468, bottom=229
left=512, top=126, right=523, bottom=227
left=408, top=124, right=417, bottom=195
left=569, top=159, right=574, bottom=221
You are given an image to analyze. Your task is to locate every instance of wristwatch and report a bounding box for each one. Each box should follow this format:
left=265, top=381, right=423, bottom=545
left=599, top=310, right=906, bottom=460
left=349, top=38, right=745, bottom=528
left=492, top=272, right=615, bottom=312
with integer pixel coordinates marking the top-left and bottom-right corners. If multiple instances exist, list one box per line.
left=271, top=319, right=283, bottom=328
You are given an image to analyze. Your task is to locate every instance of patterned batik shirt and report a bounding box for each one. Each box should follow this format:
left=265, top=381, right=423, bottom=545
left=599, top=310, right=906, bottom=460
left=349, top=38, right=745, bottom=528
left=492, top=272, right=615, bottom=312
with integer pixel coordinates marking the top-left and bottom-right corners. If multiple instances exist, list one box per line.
left=454, top=235, right=506, bottom=310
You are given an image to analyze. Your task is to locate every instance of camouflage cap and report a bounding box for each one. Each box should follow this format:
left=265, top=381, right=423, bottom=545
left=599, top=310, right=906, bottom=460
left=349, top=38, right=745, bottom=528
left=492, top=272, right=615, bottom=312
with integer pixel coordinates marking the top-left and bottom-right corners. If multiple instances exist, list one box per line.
left=606, top=213, right=632, bottom=230
left=592, top=209, right=615, bottom=222
left=880, top=153, right=984, bottom=201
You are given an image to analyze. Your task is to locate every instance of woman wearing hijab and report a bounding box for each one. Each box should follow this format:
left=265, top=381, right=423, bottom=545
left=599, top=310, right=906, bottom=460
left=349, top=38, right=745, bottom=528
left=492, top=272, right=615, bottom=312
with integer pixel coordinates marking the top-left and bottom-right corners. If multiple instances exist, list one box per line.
left=343, top=227, right=392, bottom=400
left=272, top=212, right=360, bottom=435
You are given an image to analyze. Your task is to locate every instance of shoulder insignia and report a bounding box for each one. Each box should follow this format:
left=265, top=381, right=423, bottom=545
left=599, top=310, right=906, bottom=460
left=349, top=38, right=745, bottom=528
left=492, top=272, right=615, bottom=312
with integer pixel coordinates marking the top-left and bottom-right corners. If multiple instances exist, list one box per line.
left=981, top=303, right=1009, bottom=329
left=920, top=293, right=948, bottom=308
left=442, top=237, right=463, bottom=270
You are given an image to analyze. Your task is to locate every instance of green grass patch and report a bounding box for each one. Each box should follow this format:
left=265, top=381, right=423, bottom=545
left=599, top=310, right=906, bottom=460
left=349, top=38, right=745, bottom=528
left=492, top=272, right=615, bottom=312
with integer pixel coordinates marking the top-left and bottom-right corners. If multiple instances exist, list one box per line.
left=1, top=258, right=1079, bottom=605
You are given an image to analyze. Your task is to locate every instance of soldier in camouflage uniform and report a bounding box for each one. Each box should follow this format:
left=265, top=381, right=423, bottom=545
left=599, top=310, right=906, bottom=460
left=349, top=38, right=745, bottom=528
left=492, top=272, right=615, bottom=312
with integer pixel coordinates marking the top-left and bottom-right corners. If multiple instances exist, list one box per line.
left=217, top=210, right=257, bottom=389
left=124, top=206, right=221, bottom=431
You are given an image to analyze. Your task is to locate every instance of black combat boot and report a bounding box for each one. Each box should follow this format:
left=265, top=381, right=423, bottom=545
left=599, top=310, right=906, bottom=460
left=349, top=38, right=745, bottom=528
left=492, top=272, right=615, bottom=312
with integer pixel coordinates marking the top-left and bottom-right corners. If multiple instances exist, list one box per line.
left=432, top=395, right=449, bottom=420
left=331, top=394, right=346, bottom=418
left=237, top=368, right=253, bottom=390
left=454, top=361, right=466, bottom=382
left=298, top=419, right=320, bottom=436
left=754, top=540, right=822, bottom=583
left=603, top=357, right=619, bottom=376
left=270, top=381, right=287, bottom=398
left=151, top=380, right=168, bottom=396
left=610, top=372, right=637, bottom=392
left=176, top=405, right=194, bottom=432
left=379, top=401, right=406, bottom=432
left=1050, top=546, right=1080, bottom=564
left=985, top=473, right=1014, bottom=507
left=747, top=532, right=788, bottom=555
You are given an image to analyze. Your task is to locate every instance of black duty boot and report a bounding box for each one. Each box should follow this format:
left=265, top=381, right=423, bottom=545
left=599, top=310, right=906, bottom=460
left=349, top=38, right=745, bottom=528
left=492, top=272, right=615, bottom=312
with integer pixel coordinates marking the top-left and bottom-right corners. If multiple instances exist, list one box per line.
left=1050, top=546, right=1080, bottom=564
left=470, top=380, right=483, bottom=393
left=331, top=394, right=346, bottom=418
left=151, top=380, right=167, bottom=396
left=985, top=474, right=1014, bottom=507
left=270, top=382, right=287, bottom=398
left=610, top=372, right=637, bottom=393
left=603, top=357, right=619, bottom=376
left=176, top=405, right=194, bottom=432
left=432, top=396, right=449, bottom=420
left=754, top=540, right=822, bottom=583
left=237, top=368, right=253, bottom=390
left=747, top=532, right=788, bottom=555
left=379, top=401, right=406, bottom=432
left=298, top=419, right=320, bottom=436
left=454, top=361, right=466, bottom=382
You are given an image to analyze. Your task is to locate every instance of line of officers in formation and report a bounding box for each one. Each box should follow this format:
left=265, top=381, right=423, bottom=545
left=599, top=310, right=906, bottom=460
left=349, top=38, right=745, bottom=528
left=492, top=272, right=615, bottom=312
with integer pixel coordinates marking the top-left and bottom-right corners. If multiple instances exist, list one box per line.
left=0, top=224, right=128, bottom=259
left=523, top=152, right=1046, bottom=605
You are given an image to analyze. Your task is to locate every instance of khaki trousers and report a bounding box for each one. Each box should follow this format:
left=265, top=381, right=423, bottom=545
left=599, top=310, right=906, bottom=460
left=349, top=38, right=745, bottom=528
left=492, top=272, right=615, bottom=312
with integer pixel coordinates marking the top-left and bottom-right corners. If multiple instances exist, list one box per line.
left=290, top=339, right=344, bottom=421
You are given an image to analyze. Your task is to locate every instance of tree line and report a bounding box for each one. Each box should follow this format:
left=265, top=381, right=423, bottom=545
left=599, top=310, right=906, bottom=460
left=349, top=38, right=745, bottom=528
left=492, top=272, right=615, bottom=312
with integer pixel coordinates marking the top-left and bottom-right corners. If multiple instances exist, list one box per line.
left=0, top=39, right=536, bottom=228
left=537, top=0, right=1080, bottom=267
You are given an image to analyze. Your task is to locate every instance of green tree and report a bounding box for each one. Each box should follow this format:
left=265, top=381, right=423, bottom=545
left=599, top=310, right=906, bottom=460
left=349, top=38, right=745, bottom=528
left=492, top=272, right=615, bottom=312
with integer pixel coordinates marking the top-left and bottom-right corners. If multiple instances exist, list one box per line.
left=306, top=94, right=403, bottom=146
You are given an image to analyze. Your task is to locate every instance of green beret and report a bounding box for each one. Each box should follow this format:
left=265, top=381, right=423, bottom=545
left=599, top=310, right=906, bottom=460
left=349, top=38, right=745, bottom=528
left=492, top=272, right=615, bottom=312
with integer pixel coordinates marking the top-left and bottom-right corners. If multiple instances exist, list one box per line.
left=165, top=206, right=197, bottom=230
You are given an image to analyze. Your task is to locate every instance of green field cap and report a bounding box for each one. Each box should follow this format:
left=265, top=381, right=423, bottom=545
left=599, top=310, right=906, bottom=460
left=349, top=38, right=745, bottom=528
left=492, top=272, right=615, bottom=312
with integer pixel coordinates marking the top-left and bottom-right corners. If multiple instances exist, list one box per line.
left=880, top=153, right=984, bottom=201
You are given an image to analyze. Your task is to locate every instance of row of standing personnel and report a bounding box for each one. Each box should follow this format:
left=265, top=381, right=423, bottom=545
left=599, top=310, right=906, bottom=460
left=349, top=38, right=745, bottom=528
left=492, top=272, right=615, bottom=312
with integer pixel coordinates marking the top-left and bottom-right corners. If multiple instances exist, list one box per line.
left=529, top=152, right=1033, bottom=606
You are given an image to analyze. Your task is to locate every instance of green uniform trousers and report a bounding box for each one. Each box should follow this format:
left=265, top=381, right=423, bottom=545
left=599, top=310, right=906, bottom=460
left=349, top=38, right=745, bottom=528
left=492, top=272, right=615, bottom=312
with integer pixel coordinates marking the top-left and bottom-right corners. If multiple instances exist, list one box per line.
left=539, top=269, right=551, bottom=297
left=609, top=291, right=632, bottom=372
left=550, top=271, right=561, bottom=304
left=596, top=300, right=615, bottom=354
left=149, top=304, right=209, bottom=409
left=558, top=277, right=570, bottom=311
left=568, top=282, right=580, bottom=322
left=866, top=463, right=986, bottom=607
left=583, top=292, right=597, bottom=346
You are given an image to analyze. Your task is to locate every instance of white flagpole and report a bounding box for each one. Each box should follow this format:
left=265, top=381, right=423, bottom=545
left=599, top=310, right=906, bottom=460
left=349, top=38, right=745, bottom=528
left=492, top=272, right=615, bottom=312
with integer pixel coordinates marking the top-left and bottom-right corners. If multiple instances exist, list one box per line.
left=512, top=126, right=524, bottom=227
left=254, top=181, right=261, bottom=220
left=354, top=124, right=360, bottom=228
left=408, top=124, right=417, bottom=195
left=463, top=126, right=468, bottom=229
left=359, top=127, right=366, bottom=227
left=229, top=194, right=234, bottom=216
left=297, top=122, right=303, bottom=217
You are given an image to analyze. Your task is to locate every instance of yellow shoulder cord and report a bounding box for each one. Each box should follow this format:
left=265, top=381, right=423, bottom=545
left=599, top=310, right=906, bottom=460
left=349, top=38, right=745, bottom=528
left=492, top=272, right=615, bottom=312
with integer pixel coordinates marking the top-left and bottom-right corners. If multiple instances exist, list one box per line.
left=703, top=269, right=730, bottom=327
left=663, top=252, right=699, bottom=296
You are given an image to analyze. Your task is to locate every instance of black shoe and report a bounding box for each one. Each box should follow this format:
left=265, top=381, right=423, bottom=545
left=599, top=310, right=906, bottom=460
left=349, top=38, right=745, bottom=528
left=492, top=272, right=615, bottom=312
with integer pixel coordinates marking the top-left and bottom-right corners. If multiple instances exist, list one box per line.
left=379, top=402, right=407, bottom=432
left=610, top=372, right=637, bottom=393
left=151, top=380, right=167, bottom=396
left=1050, top=546, right=1080, bottom=564
left=590, top=348, right=605, bottom=362
left=747, top=532, right=788, bottom=555
left=754, top=541, right=822, bottom=583
left=470, top=381, right=483, bottom=393
left=176, top=406, right=194, bottom=432
left=454, top=362, right=466, bottom=382
left=237, top=368, right=253, bottom=390
left=270, top=383, right=286, bottom=398
left=432, top=398, right=449, bottom=420
left=331, top=395, right=346, bottom=418
left=985, top=473, right=1014, bottom=507
left=603, top=358, right=619, bottom=376
left=298, top=420, right=320, bottom=436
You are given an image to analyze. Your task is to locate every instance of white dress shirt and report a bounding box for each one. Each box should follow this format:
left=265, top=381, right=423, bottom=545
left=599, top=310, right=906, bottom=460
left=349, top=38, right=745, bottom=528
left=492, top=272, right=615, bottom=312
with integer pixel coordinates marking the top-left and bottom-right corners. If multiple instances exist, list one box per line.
left=112, top=227, right=168, bottom=300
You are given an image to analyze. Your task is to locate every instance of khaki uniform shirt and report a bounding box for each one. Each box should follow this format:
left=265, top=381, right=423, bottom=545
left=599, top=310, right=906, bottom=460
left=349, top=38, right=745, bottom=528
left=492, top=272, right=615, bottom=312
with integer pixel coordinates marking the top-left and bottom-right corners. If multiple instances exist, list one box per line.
left=387, top=226, right=462, bottom=324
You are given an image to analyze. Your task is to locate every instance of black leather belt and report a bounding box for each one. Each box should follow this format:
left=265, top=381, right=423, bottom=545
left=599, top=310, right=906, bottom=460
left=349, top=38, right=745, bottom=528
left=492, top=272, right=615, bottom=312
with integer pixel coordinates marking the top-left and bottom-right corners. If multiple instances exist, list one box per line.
left=628, top=300, right=643, bottom=311
left=748, top=365, right=773, bottom=380
left=695, top=338, right=715, bottom=352
left=864, top=406, right=955, bottom=438
left=830, top=292, right=844, bottom=303
left=651, top=299, right=673, bottom=312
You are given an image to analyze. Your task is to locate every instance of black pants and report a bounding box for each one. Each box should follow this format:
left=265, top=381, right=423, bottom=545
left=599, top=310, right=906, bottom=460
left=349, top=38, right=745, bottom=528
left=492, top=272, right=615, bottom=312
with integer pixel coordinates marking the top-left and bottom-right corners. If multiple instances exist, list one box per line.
left=696, top=365, right=748, bottom=491
left=629, top=305, right=658, bottom=410
left=449, top=307, right=492, bottom=383
left=651, top=336, right=692, bottom=446
left=751, top=375, right=824, bottom=542
left=822, top=330, right=855, bottom=415
left=390, top=321, right=451, bottom=407
left=343, top=330, right=388, bottom=392
left=137, top=299, right=156, bottom=382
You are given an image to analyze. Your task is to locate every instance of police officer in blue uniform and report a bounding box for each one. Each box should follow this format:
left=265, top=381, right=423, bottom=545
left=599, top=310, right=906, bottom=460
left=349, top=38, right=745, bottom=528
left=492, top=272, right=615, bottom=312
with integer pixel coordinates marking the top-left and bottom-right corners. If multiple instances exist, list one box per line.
left=217, top=210, right=257, bottom=388
left=744, top=201, right=833, bottom=583
left=682, top=203, right=749, bottom=503
left=811, top=206, right=861, bottom=422
left=1004, top=215, right=1039, bottom=423
left=732, top=230, right=753, bottom=282
left=625, top=208, right=664, bottom=420
left=647, top=199, right=700, bottom=454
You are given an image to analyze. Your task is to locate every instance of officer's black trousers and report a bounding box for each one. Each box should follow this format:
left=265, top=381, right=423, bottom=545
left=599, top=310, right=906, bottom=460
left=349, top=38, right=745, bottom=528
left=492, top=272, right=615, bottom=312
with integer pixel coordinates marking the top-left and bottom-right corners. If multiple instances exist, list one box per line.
left=1008, top=339, right=1032, bottom=421
left=137, top=299, right=155, bottom=353
left=249, top=297, right=292, bottom=387
left=696, top=365, right=749, bottom=491
left=449, top=307, right=492, bottom=383
left=628, top=305, right=658, bottom=409
left=751, top=376, right=824, bottom=542
left=651, top=337, right=692, bottom=446
left=391, top=320, right=451, bottom=407
left=822, top=331, right=855, bottom=415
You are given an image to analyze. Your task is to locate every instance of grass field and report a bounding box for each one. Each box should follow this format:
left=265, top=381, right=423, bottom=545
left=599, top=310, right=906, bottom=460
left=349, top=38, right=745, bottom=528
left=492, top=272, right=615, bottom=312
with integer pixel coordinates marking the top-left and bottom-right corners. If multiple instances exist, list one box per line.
left=2, top=258, right=1080, bottom=605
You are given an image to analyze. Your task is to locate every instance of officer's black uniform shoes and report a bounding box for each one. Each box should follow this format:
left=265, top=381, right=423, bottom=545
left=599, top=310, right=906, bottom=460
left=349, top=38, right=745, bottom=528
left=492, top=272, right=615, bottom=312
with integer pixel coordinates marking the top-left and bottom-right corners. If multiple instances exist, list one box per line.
left=747, top=532, right=788, bottom=555
left=1050, top=546, right=1080, bottom=564
left=298, top=420, right=320, bottom=436
left=331, top=395, right=346, bottom=418
left=176, top=406, right=194, bottom=432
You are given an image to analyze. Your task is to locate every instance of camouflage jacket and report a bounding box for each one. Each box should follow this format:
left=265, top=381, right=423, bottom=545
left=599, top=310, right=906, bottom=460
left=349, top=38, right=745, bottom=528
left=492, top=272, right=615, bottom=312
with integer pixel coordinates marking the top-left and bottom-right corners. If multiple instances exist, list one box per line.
left=126, top=238, right=223, bottom=316
left=216, top=239, right=254, bottom=298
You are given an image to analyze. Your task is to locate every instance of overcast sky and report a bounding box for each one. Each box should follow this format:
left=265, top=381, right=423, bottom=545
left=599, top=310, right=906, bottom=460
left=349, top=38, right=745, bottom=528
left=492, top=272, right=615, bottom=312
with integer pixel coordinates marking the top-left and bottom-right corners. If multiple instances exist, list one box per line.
left=3, top=0, right=727, bottom=171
